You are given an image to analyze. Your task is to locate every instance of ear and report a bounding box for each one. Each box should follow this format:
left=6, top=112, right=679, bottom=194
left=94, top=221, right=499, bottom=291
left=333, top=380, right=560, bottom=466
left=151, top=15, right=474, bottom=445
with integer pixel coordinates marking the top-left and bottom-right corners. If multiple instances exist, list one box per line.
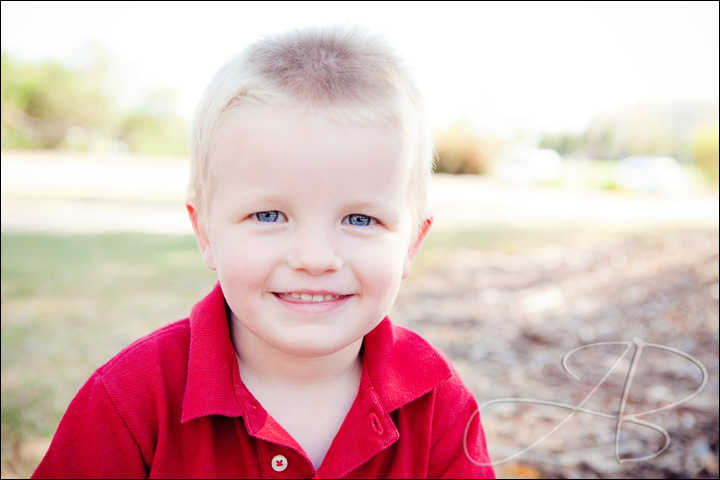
left=186, top=197, right=216, bottom=271
left=402, top=215, right=433, bottom=279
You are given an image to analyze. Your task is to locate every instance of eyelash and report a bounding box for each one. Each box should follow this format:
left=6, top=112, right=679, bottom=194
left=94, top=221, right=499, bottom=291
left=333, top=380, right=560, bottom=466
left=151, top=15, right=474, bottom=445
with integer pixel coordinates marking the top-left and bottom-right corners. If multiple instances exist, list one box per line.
left=249, top=211, right=377, bottom=226
left=251, top=211, right=286, bottom=223
left=344, top=214, right=377, bottom=227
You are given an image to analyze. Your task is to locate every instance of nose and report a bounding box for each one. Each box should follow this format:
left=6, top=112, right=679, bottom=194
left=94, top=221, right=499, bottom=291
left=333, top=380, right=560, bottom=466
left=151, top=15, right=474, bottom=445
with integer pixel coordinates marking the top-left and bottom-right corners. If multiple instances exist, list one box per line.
left=286, top=226, right=343, bottom=275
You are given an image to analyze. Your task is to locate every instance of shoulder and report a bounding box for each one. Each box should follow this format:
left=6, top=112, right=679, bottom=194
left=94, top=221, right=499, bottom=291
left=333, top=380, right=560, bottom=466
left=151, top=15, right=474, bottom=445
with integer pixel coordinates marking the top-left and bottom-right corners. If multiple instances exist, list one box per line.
left=394, top=322, right=473, bottom=400
left=100, top=319, right=191, bottom=372
left=95, top=319, right=191, bottom=403
left=365, top=319, right=473, bottom=412
left=371, top=322, right=494, bottom=477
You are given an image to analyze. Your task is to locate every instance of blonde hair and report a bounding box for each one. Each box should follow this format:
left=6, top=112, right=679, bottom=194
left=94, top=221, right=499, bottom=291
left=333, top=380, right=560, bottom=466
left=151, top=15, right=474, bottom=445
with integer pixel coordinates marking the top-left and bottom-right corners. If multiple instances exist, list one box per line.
left=188, top=25, right=433, bottom=233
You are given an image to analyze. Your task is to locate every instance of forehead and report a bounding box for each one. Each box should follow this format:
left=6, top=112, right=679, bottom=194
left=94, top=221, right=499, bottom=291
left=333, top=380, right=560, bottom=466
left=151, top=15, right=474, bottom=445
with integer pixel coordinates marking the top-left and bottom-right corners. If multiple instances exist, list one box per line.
left=211, top=105, right=411, bottom=192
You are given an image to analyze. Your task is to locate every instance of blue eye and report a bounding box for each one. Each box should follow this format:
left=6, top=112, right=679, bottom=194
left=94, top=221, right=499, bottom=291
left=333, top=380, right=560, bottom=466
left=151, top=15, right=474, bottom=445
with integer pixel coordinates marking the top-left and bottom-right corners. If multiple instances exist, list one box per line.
left=252, top=211, right=283, bottom=222
left=345, top=214, right=375, bottom=226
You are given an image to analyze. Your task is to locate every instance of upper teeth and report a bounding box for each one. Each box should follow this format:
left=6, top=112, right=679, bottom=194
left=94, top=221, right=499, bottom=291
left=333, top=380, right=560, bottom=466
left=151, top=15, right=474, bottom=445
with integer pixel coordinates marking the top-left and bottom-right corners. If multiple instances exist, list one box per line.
left=288, top=293, right=340, bottom=302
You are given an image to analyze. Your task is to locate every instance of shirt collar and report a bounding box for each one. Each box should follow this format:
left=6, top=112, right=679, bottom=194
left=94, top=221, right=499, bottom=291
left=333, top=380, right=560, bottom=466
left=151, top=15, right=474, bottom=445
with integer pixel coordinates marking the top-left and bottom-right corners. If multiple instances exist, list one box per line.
left=362, top=315, right=454, bottom=412
left=181, top=282, right=453, bottom=423
left=182, top=282, right=243, bottom=423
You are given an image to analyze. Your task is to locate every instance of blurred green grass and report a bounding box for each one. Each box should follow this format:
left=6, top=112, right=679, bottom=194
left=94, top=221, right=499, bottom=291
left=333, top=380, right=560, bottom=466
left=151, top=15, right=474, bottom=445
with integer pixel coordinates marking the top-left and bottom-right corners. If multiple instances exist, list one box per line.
left=1, top=233, right=217, bottom=477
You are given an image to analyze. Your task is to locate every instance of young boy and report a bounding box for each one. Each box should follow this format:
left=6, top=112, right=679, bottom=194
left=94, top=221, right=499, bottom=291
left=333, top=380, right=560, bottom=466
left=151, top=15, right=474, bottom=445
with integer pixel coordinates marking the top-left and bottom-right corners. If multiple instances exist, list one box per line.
left=33, top=26, right=494, bottom=478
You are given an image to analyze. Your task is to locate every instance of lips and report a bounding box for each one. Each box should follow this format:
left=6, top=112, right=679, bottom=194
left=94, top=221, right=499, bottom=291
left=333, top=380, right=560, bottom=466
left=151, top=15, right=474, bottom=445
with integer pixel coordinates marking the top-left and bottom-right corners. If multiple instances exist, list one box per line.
left=271, top=291, right=353, bottom=314
left=274, top=292, right=350, bottom=303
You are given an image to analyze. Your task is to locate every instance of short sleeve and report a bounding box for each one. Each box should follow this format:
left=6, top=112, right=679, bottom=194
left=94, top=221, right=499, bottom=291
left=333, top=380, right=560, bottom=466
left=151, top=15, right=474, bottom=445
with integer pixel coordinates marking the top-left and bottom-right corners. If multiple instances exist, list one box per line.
left=32, top=372, right=148, bottom=479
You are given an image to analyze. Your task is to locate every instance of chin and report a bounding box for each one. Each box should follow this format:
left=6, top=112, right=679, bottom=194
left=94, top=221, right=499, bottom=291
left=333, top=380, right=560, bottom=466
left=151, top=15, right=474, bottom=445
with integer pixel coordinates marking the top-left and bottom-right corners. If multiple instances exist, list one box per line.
left=274, top=331, right=361, bottom=358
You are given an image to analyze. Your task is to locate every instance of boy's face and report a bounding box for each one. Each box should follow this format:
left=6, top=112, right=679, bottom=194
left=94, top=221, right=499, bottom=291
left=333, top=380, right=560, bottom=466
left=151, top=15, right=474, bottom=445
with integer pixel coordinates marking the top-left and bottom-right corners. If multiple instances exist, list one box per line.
left=188, top=106, right=430, bottom=358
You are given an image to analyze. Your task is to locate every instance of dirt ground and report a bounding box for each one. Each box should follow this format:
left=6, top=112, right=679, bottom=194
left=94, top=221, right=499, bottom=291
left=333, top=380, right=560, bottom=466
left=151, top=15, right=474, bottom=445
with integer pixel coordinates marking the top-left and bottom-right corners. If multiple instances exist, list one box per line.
left=2, top=151, right=718, bottom=478
left=392, top=229, right=719, bottom=479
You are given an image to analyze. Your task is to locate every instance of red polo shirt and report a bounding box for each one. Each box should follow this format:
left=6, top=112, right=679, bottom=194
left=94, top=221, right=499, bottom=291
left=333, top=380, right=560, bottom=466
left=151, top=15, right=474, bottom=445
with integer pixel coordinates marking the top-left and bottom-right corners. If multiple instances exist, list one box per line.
left=33, top=283, right=494, bottom=478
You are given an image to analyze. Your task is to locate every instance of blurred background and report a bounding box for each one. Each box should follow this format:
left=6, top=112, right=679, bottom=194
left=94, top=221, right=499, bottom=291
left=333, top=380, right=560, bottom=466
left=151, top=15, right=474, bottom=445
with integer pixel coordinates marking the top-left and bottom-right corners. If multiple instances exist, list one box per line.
left=1, top=1, right=718, bottom=478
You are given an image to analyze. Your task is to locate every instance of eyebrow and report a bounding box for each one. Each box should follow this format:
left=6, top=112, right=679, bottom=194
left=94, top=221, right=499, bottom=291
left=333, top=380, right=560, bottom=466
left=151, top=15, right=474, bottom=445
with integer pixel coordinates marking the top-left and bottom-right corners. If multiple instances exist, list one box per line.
left=230, top=191, right=286, bottom=206
left=217, top=191, right=287, bottom=216
left=345, top=201, right=401, bottom=221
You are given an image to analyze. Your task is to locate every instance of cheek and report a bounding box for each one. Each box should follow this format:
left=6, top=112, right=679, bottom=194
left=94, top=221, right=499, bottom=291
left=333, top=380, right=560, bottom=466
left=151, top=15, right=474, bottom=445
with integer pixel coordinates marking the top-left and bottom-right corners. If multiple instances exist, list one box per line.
left=213, top=236, right=278, bottom=289
left=347, top=238, right=407, bottom=293
left=358, top=259, right=405, bottom=322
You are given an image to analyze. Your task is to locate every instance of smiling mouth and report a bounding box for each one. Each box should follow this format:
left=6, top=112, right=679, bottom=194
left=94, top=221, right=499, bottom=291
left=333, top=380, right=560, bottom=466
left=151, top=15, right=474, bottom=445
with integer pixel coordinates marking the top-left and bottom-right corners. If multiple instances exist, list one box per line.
left=274, top=292, right=350, bottom=303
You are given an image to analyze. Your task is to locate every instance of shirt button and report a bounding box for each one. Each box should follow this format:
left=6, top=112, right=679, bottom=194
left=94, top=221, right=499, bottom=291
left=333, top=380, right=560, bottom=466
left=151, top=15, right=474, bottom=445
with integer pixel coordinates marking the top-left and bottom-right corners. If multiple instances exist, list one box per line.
left=271, top=454, right=288, bottom=472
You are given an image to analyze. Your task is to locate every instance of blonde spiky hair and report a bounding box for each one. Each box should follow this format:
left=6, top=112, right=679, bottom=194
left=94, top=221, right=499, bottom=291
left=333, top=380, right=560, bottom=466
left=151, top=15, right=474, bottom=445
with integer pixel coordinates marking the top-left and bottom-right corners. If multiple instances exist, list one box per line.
left=188, top=25, right=433, bottom=234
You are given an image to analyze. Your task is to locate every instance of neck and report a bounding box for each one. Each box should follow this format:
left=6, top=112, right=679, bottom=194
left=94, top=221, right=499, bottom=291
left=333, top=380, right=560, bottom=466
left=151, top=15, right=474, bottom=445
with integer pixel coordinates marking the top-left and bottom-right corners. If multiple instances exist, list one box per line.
left=230, top=314, right=363, bottom=390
